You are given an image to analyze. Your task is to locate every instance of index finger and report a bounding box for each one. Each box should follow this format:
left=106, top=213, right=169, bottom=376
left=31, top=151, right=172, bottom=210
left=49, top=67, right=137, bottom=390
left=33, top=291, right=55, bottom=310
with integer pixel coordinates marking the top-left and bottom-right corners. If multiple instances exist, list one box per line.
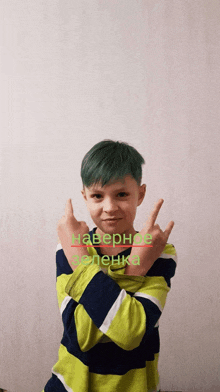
left=65, top=198, right=74, bottom=217
left=147, top=198, right=164, bottom=227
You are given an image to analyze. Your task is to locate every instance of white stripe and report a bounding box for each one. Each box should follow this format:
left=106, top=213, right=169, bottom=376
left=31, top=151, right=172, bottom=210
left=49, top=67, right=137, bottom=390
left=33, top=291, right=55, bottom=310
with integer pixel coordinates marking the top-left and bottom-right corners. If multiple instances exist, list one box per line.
left=60, top=296, right=72, bottom=315
left=99, top=289, right=127, bottom=334
left=160, top=252, right=177, bottom=264
left=100, top=267, right=108, bottom=274
left=52, top=369, right=74, bottom=392
left=133, top=292, right=163, bottom=313
left=56, top=243, right=63, bottom=252
left=154, top=320, right=159, bottom=327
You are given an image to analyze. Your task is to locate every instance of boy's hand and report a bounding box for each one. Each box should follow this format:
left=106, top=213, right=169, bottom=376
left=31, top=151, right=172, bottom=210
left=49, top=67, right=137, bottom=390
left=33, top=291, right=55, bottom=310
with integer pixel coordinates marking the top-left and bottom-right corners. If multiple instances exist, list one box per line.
left=126, top=199, right=174, bottom=275
left=57, top=199, right=90, bottom=266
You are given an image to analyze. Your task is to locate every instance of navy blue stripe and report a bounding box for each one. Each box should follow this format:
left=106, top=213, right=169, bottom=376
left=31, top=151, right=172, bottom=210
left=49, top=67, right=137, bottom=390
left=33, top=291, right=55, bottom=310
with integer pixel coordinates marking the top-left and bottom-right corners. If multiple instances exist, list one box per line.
left=146, top=257, right=176, bottom=287
left=61, top=292, right=160, bottom=375
left=61, top=323, right=160, bottom=375
left=79, top=271, right=122, bottom=328
left=56, top=249, right=73, bottom=277
left=88, top=329, right=159, bottom=374
left=44, top=373, right=68, bottom=392
left=62, top=297, right=78, bottom=328
left=61, top=300, right=90, bottom=366
left=134, top=297, right=162, bottom=332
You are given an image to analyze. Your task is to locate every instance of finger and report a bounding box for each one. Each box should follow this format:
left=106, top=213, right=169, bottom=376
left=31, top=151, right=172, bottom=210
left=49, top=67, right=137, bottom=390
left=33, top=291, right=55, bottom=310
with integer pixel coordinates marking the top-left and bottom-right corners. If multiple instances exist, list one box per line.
left=164, top=220, right=175, bottom=240
left=65, top=198, right=74, bottom=217
left=147, top=199, right=164, bottom=227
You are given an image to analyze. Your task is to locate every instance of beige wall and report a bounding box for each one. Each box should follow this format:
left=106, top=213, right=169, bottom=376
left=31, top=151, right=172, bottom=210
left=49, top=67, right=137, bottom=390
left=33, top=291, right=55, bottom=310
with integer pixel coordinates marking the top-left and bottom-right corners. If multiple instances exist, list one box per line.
left=0, top=1, right=220, bottom=391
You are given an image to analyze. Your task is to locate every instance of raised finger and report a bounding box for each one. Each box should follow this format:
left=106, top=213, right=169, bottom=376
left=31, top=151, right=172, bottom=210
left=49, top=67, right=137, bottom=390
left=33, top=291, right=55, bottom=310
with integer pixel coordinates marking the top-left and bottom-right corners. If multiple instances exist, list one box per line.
left=65, top=198, right=74, bottom=217
left=164, top=220, right=175, bottom=240
left=147, top=199, right=164, bottom=227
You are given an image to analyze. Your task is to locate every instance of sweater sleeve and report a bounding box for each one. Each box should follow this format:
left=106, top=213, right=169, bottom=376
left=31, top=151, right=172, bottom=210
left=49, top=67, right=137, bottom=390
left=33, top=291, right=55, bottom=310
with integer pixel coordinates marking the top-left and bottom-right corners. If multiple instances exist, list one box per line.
left=64, top=243, right=177, bottom=352
left=55, top=243, right=106, bottom=352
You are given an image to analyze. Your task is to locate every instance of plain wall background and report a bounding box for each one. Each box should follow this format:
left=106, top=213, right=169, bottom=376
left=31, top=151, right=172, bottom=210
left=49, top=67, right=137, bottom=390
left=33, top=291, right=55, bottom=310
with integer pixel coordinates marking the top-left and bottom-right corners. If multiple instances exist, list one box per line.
left=0, top=1, right=220, bottom=391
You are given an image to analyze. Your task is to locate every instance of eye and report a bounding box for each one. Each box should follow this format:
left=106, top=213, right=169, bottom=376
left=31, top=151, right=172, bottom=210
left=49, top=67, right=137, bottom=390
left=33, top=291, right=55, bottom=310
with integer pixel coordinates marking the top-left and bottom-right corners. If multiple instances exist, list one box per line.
left=117, top=192, right=128, bottom=197
left=91, top=194, right=102, bottom=199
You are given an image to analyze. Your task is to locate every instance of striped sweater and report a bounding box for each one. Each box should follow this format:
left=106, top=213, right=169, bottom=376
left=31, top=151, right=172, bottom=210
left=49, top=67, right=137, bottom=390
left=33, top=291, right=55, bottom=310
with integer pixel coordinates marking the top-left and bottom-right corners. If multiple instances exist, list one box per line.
left=42, top=227, right=177, bottom=392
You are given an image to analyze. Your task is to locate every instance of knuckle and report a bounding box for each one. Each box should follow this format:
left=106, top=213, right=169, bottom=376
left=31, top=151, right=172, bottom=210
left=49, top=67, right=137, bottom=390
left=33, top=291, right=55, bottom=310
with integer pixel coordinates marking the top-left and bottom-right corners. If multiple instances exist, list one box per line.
left=154, top=228, right=163, bottom=239
left=153, top=230, right=160, bottom=239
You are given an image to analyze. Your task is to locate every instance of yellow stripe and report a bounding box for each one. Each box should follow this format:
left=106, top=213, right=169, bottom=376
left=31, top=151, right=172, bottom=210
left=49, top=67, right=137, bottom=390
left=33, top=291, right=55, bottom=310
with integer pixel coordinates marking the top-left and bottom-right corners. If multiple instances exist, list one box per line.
left=163, top=243, right=177, bottom=256
left=140, top=276, right=170, bottom=309
left=52, top=344, right=89, bottom=391
left=56, top=273, right=73, bottom=309
left=104, top=294, right=146, bottom=350
left=89, top=353, right=160, bottom=392
left=74, top=304, right=104, bottom=351
left=65, top=260, right=101, bottom=302
left=52, top=344, right=159, bottom=392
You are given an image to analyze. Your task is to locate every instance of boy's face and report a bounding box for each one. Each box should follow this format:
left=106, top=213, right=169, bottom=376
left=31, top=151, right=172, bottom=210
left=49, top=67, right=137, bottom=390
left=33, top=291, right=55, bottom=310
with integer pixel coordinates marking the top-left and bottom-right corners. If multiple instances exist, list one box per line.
left=81, top=175, right=146, bottom=238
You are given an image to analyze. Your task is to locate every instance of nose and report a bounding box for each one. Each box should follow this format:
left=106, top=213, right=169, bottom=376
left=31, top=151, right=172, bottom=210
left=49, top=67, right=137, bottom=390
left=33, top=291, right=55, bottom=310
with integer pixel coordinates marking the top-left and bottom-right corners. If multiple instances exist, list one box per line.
left=103, top=197, right=118, bottom=213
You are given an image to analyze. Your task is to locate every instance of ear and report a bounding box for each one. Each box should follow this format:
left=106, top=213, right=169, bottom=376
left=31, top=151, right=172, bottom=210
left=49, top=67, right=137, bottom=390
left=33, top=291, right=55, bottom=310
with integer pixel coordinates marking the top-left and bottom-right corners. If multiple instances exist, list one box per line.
left=137, top=184, right=146, bottom=207
left=81, top=189, right=87, bottom=201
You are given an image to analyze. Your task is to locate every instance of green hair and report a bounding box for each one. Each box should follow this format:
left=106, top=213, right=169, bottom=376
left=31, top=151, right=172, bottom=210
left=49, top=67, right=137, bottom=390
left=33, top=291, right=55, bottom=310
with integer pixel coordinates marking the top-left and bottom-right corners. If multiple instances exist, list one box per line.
left=81, top=139, right=145, bottom=188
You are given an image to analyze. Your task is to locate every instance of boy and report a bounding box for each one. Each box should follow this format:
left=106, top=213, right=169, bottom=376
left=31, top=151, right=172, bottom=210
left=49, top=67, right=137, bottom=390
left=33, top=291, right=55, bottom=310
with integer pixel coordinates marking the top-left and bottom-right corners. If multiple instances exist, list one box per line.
left=42, top=140, right=177, bottom=392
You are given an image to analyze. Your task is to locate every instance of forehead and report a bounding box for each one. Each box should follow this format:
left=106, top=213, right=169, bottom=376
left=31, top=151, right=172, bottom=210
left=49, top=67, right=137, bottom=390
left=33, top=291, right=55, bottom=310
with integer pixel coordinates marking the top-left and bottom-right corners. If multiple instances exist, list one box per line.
left=86, top=175, right=137, bottom=192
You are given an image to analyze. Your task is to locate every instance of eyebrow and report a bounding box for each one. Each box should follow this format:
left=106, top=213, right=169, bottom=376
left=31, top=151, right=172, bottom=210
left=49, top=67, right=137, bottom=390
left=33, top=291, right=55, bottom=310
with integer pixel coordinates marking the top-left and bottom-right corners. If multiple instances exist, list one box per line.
left=88, top=187, right=128, bottom=193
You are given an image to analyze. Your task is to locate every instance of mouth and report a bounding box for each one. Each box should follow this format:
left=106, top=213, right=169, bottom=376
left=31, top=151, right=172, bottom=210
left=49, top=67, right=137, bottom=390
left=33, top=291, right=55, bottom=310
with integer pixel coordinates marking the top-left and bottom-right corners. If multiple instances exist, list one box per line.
left=103, top=218, right=122, bottom=222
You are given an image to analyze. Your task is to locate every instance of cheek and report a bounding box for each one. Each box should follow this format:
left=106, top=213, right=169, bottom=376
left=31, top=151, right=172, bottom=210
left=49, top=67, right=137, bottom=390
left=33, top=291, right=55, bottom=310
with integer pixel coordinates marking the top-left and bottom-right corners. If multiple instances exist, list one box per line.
left=88, top=203, right=100, bottom=216
left=123, top=202, right=136, bottom=219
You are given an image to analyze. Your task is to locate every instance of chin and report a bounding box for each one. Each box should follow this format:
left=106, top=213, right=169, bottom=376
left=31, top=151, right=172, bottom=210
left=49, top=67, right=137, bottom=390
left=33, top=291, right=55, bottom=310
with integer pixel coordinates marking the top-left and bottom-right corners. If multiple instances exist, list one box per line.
left=101, top=226, right=119, bottom=234
left=102, top=225, right=126, bottom=235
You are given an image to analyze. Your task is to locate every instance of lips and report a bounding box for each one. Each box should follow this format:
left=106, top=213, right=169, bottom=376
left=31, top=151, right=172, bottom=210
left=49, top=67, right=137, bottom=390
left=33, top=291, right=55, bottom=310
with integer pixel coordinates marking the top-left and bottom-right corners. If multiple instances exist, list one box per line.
left=103, top=218, right=122, bottom=221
